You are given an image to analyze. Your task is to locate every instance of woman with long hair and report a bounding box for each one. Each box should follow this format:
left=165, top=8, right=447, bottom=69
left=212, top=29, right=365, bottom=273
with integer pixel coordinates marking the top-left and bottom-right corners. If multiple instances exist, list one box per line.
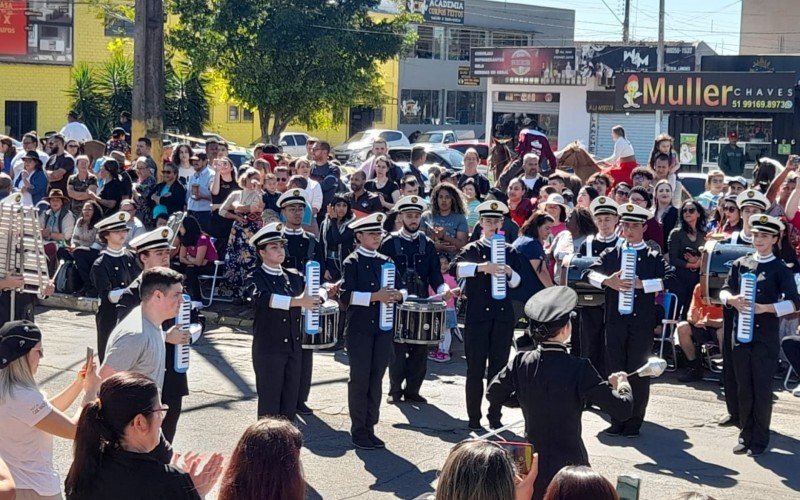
left=543, top=466, right=619, bottom=500
left=507, top=178, right=533, bottom=227
left=434, top=440, right=536, bottom=500
left=65, top=372, right=223, bottom=499
left=131, top=157, right=158, bottom=229
left=628, top=186, right=664, bottom=250
left=654, top=179, right=679, bottom=253
left=422, top=183, right=469, bottom=256
left=170, top=144, right=194, bottom=185
left=64, top=201, right=104, bottom=295
left=320, top=194, right=355, bottom=282
left=598, top=125, right=637, bottom=187
left=713, top=195, right=742, bottom=238
left=1, top=135, right=17, bottom=176
left=575, top=186, right=598, bottom=209
left=668, top=200, right=707, bottom=318
left=13, top=150, right=48, bottom=206
left=66, top=155, right=98, bottom=217
left=511, top=211, right=556, bottom=322
left=0, top=320, right=100, bottom=499
left=365, top=155, right=400, bottom=211
left=148, top=164, right=187, bottom=220
left=210, top=157, right=240, bottom=259
left=89, top=159, right=123, bottom=216
left=177, top=215, right=219, bottom=301
left=218, top=418, right=306, bottom=500
left=566, top=206, right=597, bottom=253
left=219, top=168, right=265, bottom=302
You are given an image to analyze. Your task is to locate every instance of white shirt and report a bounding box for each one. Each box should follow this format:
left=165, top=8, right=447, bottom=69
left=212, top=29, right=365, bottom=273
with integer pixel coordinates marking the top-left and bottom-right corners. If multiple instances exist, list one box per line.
left=0, top=386, right=60, bottom=495
left=305, top=177, right=323, bottom=211
left=612, top=137, right=635, bottom=160
left=59, top=121, right=93, bottom=142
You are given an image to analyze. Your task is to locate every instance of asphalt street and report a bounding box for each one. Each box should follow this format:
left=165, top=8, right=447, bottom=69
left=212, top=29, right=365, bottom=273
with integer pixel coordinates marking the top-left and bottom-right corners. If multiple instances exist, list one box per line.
left=34, top=307, right=800, bottom=499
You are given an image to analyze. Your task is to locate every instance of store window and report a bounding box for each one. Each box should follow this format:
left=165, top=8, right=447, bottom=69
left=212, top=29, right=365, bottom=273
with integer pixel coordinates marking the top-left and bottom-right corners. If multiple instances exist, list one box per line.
left=413, top=25, right=445, bottom=59
left=399, top=89, right=441, bottom=125
left=242, top=108, right=254, bottom=122
left=490, top=31, right=529, bottom=47
left=445, top=91, right=484, bottom=125
left=228, top=105, right=240, bottom=122
left=702, top=118, right=772, bottom=166
left=104, top=16, right=135, bottom=37
left=447, top=28, right=486, bottom=61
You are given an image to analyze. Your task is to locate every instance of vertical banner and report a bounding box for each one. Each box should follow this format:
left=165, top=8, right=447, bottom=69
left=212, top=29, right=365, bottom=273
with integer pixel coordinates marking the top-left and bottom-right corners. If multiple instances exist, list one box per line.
left=679, top=133, right=698, bottom=165
left=0, top=0, right=28, bottom=55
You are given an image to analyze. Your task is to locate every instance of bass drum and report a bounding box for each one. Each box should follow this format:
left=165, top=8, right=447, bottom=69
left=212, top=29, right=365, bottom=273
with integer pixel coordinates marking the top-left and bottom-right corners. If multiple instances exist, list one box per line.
left=559, top=254, right=604, bottom=307
left=700, top=240, right=752, bottom=305
left=301, top=300, right=339, bottom=350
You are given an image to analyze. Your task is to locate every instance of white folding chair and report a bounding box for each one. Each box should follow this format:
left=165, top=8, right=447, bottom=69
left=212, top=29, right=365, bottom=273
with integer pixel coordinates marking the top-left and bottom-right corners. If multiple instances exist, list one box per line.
left=198, top=260, right=231, bottom=307
left=785, top=365, right=797, bottom=391
left=658, top=292, right=679, bottom=372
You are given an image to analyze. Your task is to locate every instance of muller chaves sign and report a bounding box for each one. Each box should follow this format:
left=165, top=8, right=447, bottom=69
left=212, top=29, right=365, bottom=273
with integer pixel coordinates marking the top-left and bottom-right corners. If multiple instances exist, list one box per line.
left=614, top=72, right=796, bottom=113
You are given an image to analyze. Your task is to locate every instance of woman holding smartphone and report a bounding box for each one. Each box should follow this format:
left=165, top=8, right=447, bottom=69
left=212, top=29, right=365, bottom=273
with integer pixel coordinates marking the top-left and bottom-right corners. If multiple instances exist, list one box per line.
left=668, top=200, right=707, bottom=319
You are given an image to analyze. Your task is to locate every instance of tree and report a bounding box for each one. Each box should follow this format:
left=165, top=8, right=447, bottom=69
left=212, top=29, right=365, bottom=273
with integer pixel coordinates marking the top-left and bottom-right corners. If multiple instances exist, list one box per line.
left=168, top=0, right=417, bottom=143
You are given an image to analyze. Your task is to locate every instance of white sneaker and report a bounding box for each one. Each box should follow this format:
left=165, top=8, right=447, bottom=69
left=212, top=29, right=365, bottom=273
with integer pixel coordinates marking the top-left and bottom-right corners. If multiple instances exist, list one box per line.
left=793, top=385, right=800, bottom=397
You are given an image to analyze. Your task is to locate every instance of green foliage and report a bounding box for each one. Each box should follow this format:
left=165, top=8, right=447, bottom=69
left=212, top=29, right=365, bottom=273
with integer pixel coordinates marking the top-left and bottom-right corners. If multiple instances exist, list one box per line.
left=168, top=0, right=417, bottom=142
left=66, top=64, right=110, bottom=139
left=165, top=58, right=211, bottom=136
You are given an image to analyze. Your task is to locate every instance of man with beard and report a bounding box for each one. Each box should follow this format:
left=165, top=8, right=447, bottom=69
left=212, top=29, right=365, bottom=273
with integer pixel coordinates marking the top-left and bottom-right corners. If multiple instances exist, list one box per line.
left=346, top=170, right=382, bottom=218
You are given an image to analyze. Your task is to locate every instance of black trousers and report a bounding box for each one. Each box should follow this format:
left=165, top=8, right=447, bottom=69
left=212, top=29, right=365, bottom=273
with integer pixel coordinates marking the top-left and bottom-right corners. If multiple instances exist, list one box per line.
left=579, top=306, right=607, bottom=377
left=161, top=393, right=183, bottom=443
left=673, top=267, right=700, bottom=320
left=347, top=329, right=393, bottom=440
left=210, top=211, right=234, bottom=259
left=464, top=318, right=514, bottom=422
left=73, top=247, right=100, bottom=296
left=298, top=349, right=313, bottom=406
left=253, top=347, right=302, bottom=420
left=388, top=342, right=428, bottom=398
left=177, top=262, right=215, bottom=302
left=96, top=302, right=118, bottom=363
left=782, top=335, right=800, bottom=375
left=605, top=316, right=652, bottom=431
left=722, top=308, right=740, bottom=421
left=732, top=339, right=779, bottom=450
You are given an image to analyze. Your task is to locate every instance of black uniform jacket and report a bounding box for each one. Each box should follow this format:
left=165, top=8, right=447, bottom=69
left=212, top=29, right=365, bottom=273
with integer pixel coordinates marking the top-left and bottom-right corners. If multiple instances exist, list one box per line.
left=450, top=238, right=523, bottom=323
left=379, top=230, right=444, bottom=298
left=248, top=265, right=305, bottom=353
left=91, top=250, right=140, bottom=304
left=340, top=248, right=406, bottom=333
left=284, top=229, right=326, bottom=276
left=487, top=343, right=633, bottom=492
left=587, top=242, right=674, bottom=327
left=722, top=254, right=800, bottom=347
left=65, top=448, right=200, bottom=500
left=116, top=275, right=189, bottom=398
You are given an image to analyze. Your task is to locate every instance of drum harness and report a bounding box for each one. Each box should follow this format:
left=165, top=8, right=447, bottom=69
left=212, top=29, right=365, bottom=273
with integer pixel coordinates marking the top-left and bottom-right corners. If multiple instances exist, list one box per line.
left=393, top=232, right=428, bottom=298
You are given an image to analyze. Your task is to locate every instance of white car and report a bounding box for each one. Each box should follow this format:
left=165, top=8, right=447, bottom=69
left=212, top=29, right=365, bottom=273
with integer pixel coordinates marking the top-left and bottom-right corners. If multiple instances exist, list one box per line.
left=278, top=132, right=310, bottom=157
left=332, top=129, right=409, bottom=165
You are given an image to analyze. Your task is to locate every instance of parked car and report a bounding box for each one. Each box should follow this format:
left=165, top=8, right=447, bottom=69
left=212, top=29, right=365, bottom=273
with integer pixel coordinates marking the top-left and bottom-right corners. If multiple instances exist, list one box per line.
left=388, top=145, right=464, bottom=172
left=678, top=172, right=708, bottom=199
left=278, top=132, right=310, bottom=157
left=448, top=140, right=490, bottom=165
left=202, top=132, right=236, bottom=146
left=412, top=129, right=477, bottom=146
left=333, top=129, right=409, bottom=165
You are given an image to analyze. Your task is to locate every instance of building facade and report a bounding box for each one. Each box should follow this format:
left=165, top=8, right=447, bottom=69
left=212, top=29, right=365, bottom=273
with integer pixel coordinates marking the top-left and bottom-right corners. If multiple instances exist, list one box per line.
left=740, top=0, right=800, bottom=55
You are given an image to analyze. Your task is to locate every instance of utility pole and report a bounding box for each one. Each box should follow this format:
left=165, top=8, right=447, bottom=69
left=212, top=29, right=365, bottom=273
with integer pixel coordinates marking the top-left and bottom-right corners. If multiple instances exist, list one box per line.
left=654, top=0, right=665, bottom=137
left=133, top=0, right=165, bottom=179
left=622, top=0, right=631, bottom=42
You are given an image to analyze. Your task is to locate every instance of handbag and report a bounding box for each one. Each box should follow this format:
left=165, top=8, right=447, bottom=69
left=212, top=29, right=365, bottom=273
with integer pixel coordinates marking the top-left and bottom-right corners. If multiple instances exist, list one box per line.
left=54, top=260, right=79, bottom=294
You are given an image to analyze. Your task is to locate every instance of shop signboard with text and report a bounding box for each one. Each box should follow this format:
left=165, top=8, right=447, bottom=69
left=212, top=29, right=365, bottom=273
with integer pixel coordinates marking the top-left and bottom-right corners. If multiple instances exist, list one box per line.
left=470, top=47, right=578, bottom=83
left=0, top=0, right=74, bottom=65
left=614, top=72, right=796, bottom=113
left=407, top=0, right=464, bottom=25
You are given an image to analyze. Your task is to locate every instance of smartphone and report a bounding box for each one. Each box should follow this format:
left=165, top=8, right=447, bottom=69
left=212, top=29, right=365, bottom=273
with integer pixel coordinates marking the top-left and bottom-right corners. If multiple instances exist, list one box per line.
left=684, top=246, right=701, bottom=258
left=792, top=157, right=800, bottom=166
left=86, top=346, right=94, bottom=366
left=496, top=441, right=533, bottom=475
left=616, top=475, right=641, bottom=500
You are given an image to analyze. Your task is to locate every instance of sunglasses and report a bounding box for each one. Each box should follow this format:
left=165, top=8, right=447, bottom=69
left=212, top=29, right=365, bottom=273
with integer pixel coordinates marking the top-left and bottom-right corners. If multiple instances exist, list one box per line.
left=66, top=144, right=79, bottom=148
left=723, top=205, right=738, bottom=213
left=616, top=190, right=630, bottom=197
left=276, top=177, right=288, bottom=181
left=682, top=207, right=698, bottom=214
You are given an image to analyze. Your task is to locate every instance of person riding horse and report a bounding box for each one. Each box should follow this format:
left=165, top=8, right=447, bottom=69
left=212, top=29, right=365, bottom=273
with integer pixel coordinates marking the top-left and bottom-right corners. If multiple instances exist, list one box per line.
left=495, top=128, right=558, bottom=192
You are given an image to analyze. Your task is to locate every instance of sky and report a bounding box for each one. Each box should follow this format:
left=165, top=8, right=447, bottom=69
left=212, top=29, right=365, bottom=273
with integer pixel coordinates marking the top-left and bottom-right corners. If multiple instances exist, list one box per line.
left=514, top=0, right=742, bottom=55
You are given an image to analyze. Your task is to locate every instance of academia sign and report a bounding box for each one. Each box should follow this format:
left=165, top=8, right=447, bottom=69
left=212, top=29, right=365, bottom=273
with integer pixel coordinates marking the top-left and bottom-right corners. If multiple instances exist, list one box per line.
left=407, top=0, right=464, bottom=25
left=614, top=72, right=796, bottom=113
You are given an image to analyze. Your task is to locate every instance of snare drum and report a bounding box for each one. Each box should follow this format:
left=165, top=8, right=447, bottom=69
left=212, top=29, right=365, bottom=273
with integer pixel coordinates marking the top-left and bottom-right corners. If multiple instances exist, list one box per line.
left=700, top=240, right=752, bottom=305
left=301, top=300, right=339, bottom=350
left=395, top=298, right=446, bottom=345
left=560, top=254, right=604, bottom=307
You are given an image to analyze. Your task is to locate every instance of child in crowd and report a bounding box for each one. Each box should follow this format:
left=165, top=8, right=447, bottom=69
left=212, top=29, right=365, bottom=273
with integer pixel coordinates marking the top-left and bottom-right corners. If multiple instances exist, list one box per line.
left=262, top=172, right=281, bottom=221
left=462, top=180, right=480, bottom=231
left=429, top=253, right=461, bottom=362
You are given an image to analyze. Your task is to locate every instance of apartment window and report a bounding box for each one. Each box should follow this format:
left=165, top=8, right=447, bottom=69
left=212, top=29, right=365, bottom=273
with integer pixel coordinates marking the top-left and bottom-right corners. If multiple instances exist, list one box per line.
left=228, top=105, right=240, bottom=122
left=414, top=25, right=444, bottom=59
left=490, top=31, right=529, bottom=47
left=447, top=28, right=486, bottom=61
left=445, top=91, right=484, bottom=125
left=374, top=107, right=384, bottom=123
left=104, top=15, right=135, bottom=37
left=242, top=108, right=254, bottom=122
left=399, top=89, right=441, bottom=125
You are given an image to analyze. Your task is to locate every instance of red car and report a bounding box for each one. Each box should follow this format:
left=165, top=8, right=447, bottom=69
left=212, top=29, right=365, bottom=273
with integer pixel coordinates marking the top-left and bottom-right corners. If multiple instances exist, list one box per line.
left=448, top=141, right=489, bottom=165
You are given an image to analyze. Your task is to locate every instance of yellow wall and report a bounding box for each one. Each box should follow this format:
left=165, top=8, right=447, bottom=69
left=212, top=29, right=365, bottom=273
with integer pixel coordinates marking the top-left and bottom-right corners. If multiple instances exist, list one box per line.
left=1, top=5, right=400, bottom=149
left=0, top=3, right=110, bottom=136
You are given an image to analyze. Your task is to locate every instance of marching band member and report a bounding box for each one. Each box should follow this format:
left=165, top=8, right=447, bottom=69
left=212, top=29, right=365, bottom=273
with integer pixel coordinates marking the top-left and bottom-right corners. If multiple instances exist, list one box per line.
left=90, top=212, right=140, bottom=362
left=719, top=214, right=799, bottom=457
left=577, top=196, right=621, bottom=376
left=379, top=195, right=449, bottom=404
left=587, top=203, right=674, bottom=437
left=487, top=286, right=633, bottom=499
left=247, top=222, right=321, bottom=421
left=278, top=189, right=326, bottom=416
left=115, top=227, right=191, bottom=442
left=340, top=212, right=406, bottom=450
left=451, top=200, right=523, bottom=431
left=717, top=189, right=766, bottom=428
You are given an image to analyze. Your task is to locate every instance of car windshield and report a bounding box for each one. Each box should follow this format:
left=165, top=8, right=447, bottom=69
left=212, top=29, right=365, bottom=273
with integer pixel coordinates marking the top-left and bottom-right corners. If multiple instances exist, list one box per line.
left=416, top=132, right=443, bottom=143
left=443, top=149, right=464, bottom=169
left=388, top=149, right=412, bottom=163
left=346, top=131, right=373, bottom=144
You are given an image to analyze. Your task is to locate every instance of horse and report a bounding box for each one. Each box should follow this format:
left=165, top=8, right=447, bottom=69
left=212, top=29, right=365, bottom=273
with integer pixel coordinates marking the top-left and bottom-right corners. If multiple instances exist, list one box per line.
left=554, top=141, right=601, bottom=184
left=489, top=138, right=515, bottom=183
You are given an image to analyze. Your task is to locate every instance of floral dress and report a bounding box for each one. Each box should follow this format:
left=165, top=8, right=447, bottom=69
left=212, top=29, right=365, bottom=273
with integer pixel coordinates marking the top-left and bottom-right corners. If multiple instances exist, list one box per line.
left=135, top=175, right=157, bottom=229
left=220, top=189, right=264, bottom=299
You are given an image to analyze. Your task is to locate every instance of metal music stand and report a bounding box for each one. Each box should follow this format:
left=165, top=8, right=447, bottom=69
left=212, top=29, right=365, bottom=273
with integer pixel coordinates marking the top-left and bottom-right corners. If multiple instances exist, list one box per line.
left=0, top=194, right=50, bottom=321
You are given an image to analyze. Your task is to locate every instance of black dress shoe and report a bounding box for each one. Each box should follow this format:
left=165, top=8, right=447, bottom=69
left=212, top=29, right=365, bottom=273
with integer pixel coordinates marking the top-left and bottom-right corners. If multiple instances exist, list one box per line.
left=404, top=393, right=427, bottom=404
left=368, top=433, right=385, bottom=448
left=352, top=436, right=375, bottom=450
left=621, top=427, right=640, bottom=438
left=296, top=403, right=313, bottom=415
left=604, top=423, right=624, bottom=435
left=732, top=443, right=748, bottom=454
left=488, top=418, right=503, bottom=430
left=747, top=447, right=766, bottom=457
left=468, top=420, right=484, bottom=432
left=718, top=414, right=739, bottom=427
left=386, top=394, right=403, bottom=404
